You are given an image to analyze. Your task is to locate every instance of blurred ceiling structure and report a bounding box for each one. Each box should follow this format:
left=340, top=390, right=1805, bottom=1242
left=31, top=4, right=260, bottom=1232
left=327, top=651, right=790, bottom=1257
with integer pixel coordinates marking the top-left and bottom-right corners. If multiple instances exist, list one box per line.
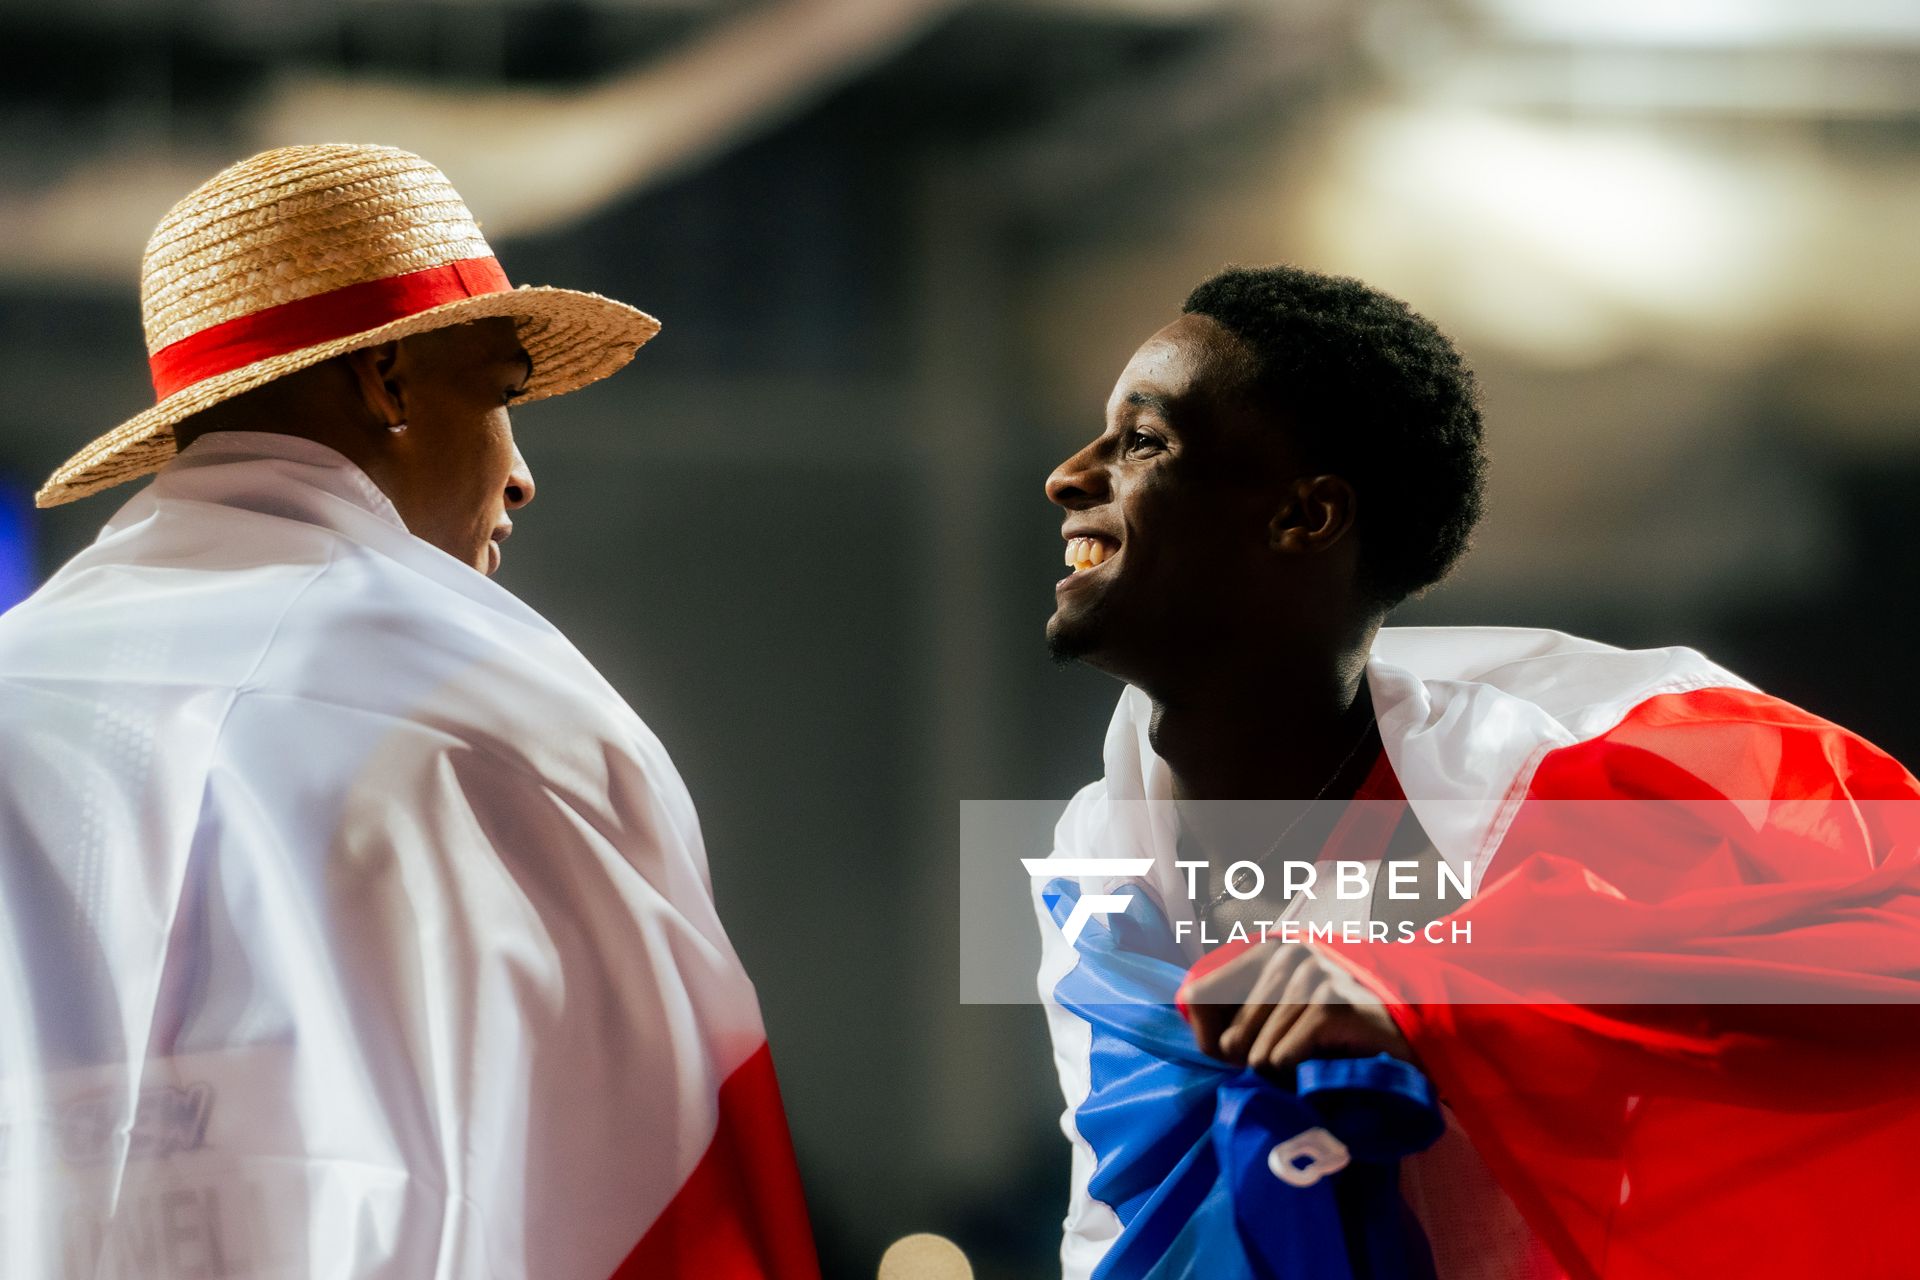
left=7, top=0, right=1917, bottom=604
left=1, top=0, right=959, bottom=280
left=3, top=0, right=1915, bottom=297
left=5, top=0, right=1916, bottom=452
left=3, top=0, right=1918, bottom=604
left=0, top=0, right=1261, bottom=282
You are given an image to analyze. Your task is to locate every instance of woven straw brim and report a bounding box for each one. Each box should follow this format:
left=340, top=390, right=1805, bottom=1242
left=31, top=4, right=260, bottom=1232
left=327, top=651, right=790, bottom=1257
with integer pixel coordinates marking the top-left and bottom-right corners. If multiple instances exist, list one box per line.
left=35, top=285, right=660, bottom=508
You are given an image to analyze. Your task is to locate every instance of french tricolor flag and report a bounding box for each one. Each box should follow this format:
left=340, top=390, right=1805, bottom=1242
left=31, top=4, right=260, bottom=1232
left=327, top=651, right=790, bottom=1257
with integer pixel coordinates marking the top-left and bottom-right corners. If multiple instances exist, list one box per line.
left=1040, top=626, right=1920, bottom=1279
left=0, top=437, right=824, bottom=1280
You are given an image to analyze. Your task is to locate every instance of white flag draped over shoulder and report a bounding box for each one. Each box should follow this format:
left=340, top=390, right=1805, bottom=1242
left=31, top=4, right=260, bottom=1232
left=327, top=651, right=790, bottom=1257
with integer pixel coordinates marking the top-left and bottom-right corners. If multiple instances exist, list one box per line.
left=0, top=433, right=819, bottom=1280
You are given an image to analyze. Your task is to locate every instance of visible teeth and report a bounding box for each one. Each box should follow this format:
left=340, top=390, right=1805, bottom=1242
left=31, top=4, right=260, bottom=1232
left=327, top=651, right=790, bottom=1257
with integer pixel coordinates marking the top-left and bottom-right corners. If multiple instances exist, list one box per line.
left=1065, top=536, right=1113, bottom=572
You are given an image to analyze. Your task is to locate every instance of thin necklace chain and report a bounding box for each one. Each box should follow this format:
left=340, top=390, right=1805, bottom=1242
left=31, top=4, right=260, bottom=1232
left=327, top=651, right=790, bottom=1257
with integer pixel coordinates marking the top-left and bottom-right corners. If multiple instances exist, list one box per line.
left=1197, top=717, right=1379, bottom=915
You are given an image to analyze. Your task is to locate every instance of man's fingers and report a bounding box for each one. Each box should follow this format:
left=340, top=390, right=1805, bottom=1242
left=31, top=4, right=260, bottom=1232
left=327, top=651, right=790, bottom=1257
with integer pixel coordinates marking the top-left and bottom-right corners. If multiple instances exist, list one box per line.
left=1254, top=1001, right=1334, bottom=1083
left=1215, top=959, right=1293, bottom=1062
left=1219, top=947, right=1319, bottom=1061
left=1278, top=948, right=1324, bottom=1010
left=1253, top=1002, right=1415, bottom=1083
left=1244, top=963, right=1332, bottom=1066
left=1180, top=941, right=1276, bottom=1007
left=1180, top=942, right=1279, bottom=1055
left=1183, top=1002, right=1233, bottom=1058
left=1248, top=972, right=1331, bottom=1068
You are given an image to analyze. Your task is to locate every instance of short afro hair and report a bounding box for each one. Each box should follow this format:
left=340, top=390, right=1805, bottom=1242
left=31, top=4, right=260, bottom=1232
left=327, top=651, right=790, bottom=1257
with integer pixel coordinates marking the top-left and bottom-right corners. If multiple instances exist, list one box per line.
left=1182, top=265, right=1486, bottom=606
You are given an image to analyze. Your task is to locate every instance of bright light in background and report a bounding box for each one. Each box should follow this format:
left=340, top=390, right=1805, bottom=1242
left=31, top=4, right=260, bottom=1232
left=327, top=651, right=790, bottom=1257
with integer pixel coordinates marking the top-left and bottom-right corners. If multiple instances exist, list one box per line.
left=1302, top=106, right=1803, bottom=365
left=1468, top=0, right=1920, bottom=48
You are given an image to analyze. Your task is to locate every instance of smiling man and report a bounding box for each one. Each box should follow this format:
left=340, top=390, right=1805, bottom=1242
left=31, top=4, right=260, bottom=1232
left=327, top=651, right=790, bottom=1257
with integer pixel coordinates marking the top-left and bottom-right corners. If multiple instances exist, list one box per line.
left=1032, top=265, right=1920, bottom=1279
left=0, top=145, right=818, bottom=1279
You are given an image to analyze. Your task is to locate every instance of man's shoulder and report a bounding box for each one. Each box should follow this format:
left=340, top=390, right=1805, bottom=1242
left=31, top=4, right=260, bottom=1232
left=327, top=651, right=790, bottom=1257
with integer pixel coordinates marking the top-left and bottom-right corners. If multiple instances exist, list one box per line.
left=0, top=529, right=340, bottom=692
left=1373, top=624, right=1759, bottom=744
left=3, top=527, right=631, bottom=748
left=1528, top=681, right=1917, bottom=802
left=1374, top=625, right=1748, bottom=699
left=1378, top=625, right=1902, bottom=780
left=262, top=547, right=638, bottom=740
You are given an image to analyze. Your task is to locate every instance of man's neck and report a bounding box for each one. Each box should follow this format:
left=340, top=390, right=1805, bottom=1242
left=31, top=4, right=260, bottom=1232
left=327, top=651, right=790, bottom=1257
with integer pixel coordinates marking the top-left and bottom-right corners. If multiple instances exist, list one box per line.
left=1151, top=645, right=1377, bottom=802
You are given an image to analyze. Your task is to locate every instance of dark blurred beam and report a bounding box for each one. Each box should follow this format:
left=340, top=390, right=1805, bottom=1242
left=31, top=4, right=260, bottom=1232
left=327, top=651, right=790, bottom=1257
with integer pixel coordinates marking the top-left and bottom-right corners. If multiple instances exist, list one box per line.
left=0, top=0, right=971, bottom=282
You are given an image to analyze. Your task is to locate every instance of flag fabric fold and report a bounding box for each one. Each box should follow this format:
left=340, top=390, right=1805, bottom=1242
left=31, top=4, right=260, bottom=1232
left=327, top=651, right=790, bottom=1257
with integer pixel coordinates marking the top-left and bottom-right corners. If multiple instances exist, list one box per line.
left=0, top=433, right=820, bottom=1279
left=1039, top=626, right=1920, bottom=1279
left=1045, top=878, right=1445, bottom=1280
left=1321, top=685, right=1920, bottom=1280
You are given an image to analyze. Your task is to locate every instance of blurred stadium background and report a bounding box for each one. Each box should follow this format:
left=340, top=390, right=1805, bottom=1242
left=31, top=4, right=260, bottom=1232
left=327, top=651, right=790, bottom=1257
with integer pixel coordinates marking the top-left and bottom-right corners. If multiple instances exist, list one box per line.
left=4, top=0, right=1918, bottom=1274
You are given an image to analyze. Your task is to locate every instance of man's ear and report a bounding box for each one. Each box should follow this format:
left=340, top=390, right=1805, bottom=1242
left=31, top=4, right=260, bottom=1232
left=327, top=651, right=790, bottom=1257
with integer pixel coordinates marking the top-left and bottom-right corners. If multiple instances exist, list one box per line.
left=341, top=342, right=406, bottom=432
left=1268, top=475, right=1357, bottom=553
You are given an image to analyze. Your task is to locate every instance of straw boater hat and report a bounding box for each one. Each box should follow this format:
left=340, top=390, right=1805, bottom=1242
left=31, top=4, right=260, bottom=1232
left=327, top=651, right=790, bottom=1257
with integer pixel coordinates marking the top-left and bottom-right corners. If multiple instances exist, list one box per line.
left=36, top=142, right=660, bottom=508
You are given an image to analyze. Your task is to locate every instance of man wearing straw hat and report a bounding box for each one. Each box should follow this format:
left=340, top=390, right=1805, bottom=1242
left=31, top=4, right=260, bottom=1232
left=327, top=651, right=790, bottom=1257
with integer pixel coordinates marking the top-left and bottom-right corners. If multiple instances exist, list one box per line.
left=0, top=144, right=818, bottom=1279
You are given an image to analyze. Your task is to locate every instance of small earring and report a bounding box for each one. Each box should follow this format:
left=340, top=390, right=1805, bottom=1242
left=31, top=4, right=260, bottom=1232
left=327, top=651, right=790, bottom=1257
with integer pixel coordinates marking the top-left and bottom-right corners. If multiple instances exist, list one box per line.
left=388, top=421, right=407, bottom=435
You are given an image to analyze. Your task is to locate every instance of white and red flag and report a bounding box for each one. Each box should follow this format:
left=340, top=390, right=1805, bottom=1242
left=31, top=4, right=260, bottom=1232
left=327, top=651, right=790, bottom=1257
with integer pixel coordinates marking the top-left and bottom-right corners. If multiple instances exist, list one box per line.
left=0, top=433, right=819, bottom=1279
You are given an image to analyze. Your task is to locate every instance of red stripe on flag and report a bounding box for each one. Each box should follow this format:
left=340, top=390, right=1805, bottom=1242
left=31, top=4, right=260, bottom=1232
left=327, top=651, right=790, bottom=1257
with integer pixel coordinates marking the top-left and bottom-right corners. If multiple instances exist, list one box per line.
left=611, top=1042, right=821, bottom=1280
left=147, top=256, right=512, bottom=399
left=1324, top=686, right=1920, bottom=1280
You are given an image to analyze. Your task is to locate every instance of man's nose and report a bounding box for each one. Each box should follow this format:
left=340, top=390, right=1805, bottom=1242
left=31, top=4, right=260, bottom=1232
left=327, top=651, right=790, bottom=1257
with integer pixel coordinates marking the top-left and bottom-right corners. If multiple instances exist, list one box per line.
left=504, top=447, right=536, bottom=511
left=1045, top=441, right=1109, bottom=510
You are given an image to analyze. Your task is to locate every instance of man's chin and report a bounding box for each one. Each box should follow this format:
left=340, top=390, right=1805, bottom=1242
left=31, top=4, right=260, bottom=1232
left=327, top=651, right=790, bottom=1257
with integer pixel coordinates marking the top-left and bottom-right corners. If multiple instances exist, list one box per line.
left=1046, top=609, right=1115, bottom=669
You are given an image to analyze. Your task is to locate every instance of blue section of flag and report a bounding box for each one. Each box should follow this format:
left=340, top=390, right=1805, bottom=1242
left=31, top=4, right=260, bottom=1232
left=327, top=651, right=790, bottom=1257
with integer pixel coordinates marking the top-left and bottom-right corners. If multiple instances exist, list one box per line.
left=1045, top=879, right=1442, bottom=1280
left=0, top=480, right=34, bottom=614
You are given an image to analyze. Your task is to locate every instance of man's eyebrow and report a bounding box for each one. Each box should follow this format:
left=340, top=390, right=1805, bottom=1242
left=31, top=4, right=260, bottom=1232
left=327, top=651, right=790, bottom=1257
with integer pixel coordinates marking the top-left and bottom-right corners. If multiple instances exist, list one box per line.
left=1125, top=390, right=1172, bottom=415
